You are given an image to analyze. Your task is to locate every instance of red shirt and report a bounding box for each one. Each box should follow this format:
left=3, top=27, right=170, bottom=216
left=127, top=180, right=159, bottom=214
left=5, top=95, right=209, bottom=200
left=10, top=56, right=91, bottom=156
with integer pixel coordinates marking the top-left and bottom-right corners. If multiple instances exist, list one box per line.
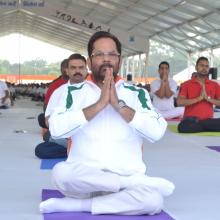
left=179, top=77, right=220, bottom=120
left=44, top=77, right=67, bottom=106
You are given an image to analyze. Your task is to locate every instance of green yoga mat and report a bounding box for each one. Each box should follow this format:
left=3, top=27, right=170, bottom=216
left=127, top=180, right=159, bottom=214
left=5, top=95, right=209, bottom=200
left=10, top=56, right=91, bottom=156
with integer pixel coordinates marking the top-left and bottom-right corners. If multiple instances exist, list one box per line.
left=168, top=124, right=220, bottom=136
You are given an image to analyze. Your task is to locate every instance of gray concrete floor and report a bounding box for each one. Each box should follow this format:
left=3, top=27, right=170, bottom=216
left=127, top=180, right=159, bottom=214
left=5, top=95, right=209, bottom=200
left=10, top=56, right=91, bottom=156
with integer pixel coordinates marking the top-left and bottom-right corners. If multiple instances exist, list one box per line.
left=0, top=98, right=220, bottom=220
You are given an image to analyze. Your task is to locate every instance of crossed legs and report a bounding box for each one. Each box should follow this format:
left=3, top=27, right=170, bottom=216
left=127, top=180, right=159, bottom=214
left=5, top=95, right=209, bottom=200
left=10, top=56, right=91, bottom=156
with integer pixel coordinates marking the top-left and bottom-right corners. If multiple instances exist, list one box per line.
left=40, top=161, right=174, bottom=215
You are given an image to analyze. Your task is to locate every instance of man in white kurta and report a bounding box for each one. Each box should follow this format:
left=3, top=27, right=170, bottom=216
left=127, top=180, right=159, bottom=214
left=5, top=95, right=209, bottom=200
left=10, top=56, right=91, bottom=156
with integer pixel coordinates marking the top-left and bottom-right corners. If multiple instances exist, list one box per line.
left=40, top=31, right=174, bottom=215
left=35, top=54, right=88, bottom=159
left=151, top=61, right=184, bottom=119
left=0, top=80, right=10, bottom=107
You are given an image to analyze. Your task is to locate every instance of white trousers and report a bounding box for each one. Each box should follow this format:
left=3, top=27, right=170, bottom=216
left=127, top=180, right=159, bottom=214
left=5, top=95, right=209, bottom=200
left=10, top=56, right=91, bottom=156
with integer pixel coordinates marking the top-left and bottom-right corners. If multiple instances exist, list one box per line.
left=52, top=162, right=164, bottom=215
left=159, top=107, right=184, bottom=119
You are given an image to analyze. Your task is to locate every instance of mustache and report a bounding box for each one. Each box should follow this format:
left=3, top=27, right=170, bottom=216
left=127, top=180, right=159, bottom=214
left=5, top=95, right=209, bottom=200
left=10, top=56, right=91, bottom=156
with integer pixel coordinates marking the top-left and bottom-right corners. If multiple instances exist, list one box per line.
left=99, top=63, right=114, bottom=72
left=73, top=73, right=83, bottom=77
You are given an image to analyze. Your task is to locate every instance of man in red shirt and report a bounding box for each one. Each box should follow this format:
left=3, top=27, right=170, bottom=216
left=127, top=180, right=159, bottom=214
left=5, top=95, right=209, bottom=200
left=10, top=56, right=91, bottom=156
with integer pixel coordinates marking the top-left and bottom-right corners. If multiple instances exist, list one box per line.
left=38, top=59, right=69, bottom=130
left=177, top=56, right=220, bottom=133
left=44, top=59, right=69, bottom=110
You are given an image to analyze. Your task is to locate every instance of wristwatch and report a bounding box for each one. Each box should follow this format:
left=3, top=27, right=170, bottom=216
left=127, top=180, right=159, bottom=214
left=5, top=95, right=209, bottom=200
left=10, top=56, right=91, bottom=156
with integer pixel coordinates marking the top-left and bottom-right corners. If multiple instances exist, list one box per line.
left=118, top=99, right=127, bottom=110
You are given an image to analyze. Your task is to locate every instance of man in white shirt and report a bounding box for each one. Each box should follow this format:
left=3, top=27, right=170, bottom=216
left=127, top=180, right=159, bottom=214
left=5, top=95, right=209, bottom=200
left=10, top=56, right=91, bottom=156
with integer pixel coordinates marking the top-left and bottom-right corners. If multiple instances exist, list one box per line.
left=0, top=80, right=11, bottom=108
left=45, top=53, right=88, bottom=120
left=151, top=61, right=184, bottom=119
left=35, top=53, right=87, bottom=159
left=40, top=32, right=174, bottom=215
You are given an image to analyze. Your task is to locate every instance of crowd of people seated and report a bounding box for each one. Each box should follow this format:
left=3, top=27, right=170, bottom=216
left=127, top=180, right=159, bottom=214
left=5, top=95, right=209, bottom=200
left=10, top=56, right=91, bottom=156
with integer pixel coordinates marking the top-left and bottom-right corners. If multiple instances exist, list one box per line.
left=0, top=80, right=53, bottom=111
left=15, top=82, right=49, bottom=102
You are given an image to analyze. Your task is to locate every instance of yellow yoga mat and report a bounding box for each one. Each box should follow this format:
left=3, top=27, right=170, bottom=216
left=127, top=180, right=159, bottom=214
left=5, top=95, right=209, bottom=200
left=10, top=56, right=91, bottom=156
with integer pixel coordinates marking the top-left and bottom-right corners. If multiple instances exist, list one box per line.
left=168, top=124, right=220, bottom=136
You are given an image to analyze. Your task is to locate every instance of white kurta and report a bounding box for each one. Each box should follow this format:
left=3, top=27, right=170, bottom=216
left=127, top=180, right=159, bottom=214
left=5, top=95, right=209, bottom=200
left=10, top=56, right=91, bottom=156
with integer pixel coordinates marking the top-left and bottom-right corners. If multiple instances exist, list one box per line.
left=45, top=82, right=69, bottom=118
left=49, top=78, right=167, bottom=175
left=151, top=78, right=184, bottom=119
left=0, top=80, right=10, bottom=107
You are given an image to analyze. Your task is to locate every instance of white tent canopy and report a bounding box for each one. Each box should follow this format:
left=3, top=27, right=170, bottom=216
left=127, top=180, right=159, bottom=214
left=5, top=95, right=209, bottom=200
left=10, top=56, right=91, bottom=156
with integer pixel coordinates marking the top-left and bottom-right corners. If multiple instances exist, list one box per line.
left=1, top=0, right=220, bottom=57
left=173, top=65, right=195, bottom=83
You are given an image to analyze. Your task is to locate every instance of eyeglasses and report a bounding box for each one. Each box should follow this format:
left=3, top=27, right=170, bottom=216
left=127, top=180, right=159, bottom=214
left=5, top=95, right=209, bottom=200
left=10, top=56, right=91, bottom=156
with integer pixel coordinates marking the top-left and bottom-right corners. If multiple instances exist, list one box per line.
left=91, top=51, right=120, bottom=59
left=198, top=64, right=209, bottom=68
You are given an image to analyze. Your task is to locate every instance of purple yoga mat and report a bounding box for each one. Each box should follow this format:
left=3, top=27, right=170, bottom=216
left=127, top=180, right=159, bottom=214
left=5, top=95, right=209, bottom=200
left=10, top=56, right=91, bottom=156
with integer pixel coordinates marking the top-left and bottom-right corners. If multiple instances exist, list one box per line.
left=207, top=146, right=220, bottom=152
left=42, top=189, right=174, bottom=220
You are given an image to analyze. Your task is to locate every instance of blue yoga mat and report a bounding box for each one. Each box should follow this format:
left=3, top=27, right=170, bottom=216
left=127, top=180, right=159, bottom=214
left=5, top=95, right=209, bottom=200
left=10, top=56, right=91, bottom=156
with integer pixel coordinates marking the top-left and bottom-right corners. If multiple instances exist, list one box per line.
left=40, top=158, right=67, bottom=169
left=42, top=189, right=175, bottom=220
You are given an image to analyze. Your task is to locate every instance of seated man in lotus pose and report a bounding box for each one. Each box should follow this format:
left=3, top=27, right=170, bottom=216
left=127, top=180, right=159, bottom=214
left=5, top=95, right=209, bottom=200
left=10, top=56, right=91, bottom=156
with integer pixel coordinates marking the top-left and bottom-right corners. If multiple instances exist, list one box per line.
left=40, top=31, right=174, bottom=215
left=177, top=56, right=220, bottom=133
left=35, top=53, right=87, bottom=159
left=151, top=61, right=184, bottom=119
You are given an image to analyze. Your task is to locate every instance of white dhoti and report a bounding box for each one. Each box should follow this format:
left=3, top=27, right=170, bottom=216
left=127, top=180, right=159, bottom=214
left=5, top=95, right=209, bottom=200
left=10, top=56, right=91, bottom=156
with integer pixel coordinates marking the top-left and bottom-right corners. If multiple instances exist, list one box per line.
left=158, top=107, right=184, bottom=119
left=49, top=161, right=174, bottom=215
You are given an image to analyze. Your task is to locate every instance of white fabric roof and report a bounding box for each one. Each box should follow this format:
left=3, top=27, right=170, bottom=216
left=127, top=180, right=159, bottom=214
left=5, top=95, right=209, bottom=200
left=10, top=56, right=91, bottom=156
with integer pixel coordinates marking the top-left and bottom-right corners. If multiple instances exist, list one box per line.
left=1, top=0, right=220, bottom=56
